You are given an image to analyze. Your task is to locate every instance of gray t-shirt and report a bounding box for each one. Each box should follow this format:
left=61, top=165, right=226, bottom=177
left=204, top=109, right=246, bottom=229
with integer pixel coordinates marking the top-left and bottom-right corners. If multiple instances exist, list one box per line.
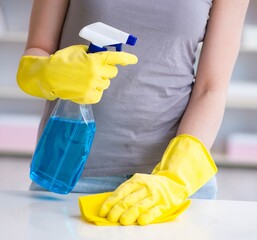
left=38, top=0, right=213, bottom=176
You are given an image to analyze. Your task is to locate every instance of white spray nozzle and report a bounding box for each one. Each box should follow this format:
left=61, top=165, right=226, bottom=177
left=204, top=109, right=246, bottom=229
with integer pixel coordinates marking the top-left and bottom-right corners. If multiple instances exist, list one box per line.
left=79, top=22, right=137, bottom=53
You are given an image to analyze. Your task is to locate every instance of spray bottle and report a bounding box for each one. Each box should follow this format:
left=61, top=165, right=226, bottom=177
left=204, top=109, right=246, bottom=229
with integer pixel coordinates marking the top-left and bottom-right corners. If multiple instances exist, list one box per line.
left=30, top=22, right=137, bottom=194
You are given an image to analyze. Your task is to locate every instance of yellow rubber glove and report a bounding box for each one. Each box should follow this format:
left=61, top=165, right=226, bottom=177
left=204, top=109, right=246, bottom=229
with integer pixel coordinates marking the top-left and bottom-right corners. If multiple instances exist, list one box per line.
left=97, top=134, right=218, bottom=226
left=78, top=191, right=191, bottom=226
left=16, top=45, right=138, bottom=104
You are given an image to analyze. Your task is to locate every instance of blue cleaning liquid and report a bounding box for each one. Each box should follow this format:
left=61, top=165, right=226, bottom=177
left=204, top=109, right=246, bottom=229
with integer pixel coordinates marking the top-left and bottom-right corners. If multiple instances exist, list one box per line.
left=30, top=116, right=96, bottom=194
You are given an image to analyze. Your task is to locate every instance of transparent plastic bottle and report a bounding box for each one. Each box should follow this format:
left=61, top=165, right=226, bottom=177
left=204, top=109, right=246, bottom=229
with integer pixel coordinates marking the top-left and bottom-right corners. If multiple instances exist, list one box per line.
left=30, top=100, right=96, bottom=194
left=29, top=22, right=137, bottom=194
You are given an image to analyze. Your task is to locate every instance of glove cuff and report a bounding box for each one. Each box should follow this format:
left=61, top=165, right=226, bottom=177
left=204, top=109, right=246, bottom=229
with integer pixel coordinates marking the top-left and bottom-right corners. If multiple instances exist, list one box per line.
left=152, top=134, right=218, bottom=196
left=16, top=55, right=57, bottom=100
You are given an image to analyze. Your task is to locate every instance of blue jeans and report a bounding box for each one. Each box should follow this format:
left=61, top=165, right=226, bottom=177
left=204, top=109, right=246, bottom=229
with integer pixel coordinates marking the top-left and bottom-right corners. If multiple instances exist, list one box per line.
left=30, top=175, right=217, bottom=199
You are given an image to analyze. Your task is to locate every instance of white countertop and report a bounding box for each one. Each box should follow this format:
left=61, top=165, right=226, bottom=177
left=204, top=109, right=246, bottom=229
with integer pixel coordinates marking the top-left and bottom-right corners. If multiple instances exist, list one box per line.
left=1, top=190, right=257, bottom=240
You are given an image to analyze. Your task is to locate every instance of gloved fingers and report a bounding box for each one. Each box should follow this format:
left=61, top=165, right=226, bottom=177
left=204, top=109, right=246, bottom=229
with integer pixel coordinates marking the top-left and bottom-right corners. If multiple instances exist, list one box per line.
left=101, top=65, right=118, bottom=79
left=137, top=205, right=164, bottom=226
left=96, top=78, right=111, bottom=91
left=51, top=85, right=90, bottom=98
left=119, top=196, right=156, bottom=226
left=102, top=51, right=138, bottom=66
left=99, top=181, right=137, bottom=217
left=137, top=200, right=191, bottom=226
left=106, top=187, right=149, bottom=223
left=70, top=90, right=103, bottom=104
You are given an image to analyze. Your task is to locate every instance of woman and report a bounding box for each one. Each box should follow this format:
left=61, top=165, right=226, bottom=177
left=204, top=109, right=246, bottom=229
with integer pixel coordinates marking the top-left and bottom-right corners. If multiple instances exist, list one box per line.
left=17, top=0, right=249, bottom=225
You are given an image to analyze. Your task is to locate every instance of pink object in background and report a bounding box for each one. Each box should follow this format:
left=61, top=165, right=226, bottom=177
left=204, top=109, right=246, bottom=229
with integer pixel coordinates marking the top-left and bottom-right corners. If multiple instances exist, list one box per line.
left=226, top=133, right=257, bottom=163
left=0, top=115, right=40, bottom=154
